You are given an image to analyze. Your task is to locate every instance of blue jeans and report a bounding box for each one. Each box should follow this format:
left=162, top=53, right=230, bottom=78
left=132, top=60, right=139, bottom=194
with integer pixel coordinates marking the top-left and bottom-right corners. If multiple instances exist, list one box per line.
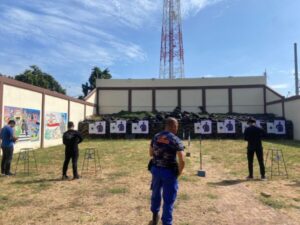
left=151, top=166, right=178, bottom=225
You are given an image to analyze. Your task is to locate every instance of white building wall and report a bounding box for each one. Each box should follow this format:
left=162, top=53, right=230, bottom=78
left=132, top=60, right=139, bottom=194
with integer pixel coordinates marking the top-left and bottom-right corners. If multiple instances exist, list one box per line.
left=86, top=105, right=95, bottom=117
left=181, top=89, right=202, bottom=113
left=232, top=88, right=264, bottom=113
left=97, top=76, right=266, bottom=88
left=44, top=95, right=68, bottom=147
left=132, top=90, right=152, bottom=112
left=285, top=99, right=300, bottom=140
left=266, top=89, right=282, bottom=102
left=156, top=90, right=178, bottom=112
left=266, top=103, right=283, bottom=117
left=2, top=85, right=43, bottom=151
left=85, top=91, right=97, bottom=104
left=70, top=102, right=85, bottom=129
left=99, top=90, right=128, bottom=114
left=206, top=89, right=228, bottom=113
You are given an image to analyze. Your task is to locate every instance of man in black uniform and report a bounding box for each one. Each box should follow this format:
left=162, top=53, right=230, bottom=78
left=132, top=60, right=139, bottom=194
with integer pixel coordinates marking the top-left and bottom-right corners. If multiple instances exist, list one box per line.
left=244, top=118, right=266, bottom=180
left=62, top=122, right=83, bottom=180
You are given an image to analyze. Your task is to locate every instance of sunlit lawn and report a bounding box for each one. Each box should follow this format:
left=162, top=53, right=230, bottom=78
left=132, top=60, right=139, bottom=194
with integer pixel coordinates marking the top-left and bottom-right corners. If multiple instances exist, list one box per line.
left=0, top=139, right=299, bottom=224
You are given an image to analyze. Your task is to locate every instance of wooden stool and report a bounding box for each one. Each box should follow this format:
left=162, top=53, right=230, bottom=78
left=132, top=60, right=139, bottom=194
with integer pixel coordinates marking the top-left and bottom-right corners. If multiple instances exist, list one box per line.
left=81, top=148, right=102, bottom=176
left=15, top=148, right=38, bottom=175
left=265, top=148, right=288, bottom=179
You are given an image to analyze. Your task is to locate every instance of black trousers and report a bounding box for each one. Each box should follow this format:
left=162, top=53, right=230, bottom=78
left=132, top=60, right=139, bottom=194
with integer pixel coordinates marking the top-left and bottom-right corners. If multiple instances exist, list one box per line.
left=247, top=148, right=265, bottom=177
left=62, top=149, right=79, bottom=177
left=1, top=147, right=14, bottom=175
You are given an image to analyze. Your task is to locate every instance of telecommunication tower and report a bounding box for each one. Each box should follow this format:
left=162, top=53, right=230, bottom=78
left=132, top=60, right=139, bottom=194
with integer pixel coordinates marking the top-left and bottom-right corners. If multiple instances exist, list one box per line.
left=159, top=0, right=185, bottom=79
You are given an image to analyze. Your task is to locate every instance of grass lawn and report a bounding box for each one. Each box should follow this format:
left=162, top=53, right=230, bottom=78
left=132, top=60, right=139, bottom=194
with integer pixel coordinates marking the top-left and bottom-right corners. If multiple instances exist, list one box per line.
left=0, top=139, right=299, bottom=225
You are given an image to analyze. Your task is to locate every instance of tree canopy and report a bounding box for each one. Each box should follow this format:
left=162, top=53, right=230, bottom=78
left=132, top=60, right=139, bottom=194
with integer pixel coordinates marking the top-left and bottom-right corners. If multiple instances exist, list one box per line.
left=15, top=65, right=66, bottom=94
left=80, top=67, right=112, bottom=99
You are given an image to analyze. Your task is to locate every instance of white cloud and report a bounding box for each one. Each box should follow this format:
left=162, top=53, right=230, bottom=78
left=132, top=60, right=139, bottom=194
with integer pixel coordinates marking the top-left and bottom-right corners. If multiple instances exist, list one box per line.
left=181, top=0, right=223, bottom=17
left=0, top=0, right=223, bottom=94
left=269, top=84, right=290, bottom=89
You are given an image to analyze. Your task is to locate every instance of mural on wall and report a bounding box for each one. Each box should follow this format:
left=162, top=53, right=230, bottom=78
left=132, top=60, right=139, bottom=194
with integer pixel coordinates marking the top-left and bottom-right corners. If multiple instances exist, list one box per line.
left=45, top=112, right=68, bottom=140
left=4, top=106, right=40, bottom=142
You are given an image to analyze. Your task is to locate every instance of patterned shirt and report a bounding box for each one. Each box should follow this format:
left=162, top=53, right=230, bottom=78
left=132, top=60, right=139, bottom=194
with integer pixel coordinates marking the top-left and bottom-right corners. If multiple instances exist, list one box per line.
left=151, top=131, right=184, bottom=168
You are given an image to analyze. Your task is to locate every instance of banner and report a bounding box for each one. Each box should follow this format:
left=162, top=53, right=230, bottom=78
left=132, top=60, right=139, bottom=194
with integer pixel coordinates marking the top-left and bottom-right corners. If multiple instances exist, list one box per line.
left=267, top=122, right=276, bottom=134
left=200, top=120, right=212, bottom=134
left=132, top=120, right=149, bottom=134
left=222, top=119, right=236, bottom=134
left=110, top=120, right=126, bottom=133
left=194, top=120, right=212, bottom=134
left=89, top=123, right=96, bottom=134
left=242, top=122, right=249, bottom=134
left=256, top=120, right=263, bottom=128
left=274, top=120, right=286, bottom=134
left=89, top=121, right=106, bottom=134
left=194, top=122, right=201, bottom=134
left=217, top=122, right=226, bottom=134
left=45, top=112, right=68, bottom=140
left=4, top=106, right=41, bottom=142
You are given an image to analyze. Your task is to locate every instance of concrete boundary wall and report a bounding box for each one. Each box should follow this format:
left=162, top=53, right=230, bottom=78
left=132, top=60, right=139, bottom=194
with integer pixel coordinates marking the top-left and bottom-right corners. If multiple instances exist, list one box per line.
left=266, top=94, right=300, bottom=140
left=96, top=76, right=270, bottom=114
left=283, top=96, right=300, bottom=140
left=0, top=76, right=97, bottom=150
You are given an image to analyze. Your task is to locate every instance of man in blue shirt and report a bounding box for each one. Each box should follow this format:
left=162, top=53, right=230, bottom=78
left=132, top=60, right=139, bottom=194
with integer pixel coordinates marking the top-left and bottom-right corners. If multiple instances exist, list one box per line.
left=1, top=120, right=18, bottom=176
left=149, top=117, right=185, bottom=225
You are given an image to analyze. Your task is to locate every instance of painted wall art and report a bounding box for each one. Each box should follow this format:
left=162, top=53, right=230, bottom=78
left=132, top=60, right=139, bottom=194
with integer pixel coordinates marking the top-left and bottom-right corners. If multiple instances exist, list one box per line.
left=45, top=112, right=68, bottom=140
left=4, top=106, right=41, bottom=142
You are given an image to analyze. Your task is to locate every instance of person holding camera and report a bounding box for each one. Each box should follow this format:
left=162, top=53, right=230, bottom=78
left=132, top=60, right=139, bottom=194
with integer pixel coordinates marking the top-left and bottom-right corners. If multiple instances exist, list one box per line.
left=149, top=117, right=185, bottom=225
left=1, top=120, right=18, bottom=176
left=62, top=121, right=83, bottom=180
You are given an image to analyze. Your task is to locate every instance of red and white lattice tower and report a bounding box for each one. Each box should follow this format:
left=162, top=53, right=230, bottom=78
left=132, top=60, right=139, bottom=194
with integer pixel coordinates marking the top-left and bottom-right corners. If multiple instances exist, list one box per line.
left=160, top=0, right=185, bottom=79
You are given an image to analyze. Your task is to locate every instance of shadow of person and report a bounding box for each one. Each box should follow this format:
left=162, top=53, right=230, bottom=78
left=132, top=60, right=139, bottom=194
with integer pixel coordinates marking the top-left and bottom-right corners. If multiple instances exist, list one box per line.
left=286, top=180, right=300, bottom=187
left=207, top=179, right=247, bottom=186
left=11, top=178, right=62, bottom=185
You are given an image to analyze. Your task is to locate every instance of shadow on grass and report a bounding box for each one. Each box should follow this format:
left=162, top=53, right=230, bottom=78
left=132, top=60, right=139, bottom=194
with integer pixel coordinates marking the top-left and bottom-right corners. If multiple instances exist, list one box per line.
left=286, top=180, right=300, bottom=187
left=207, top=179, right=249, bottom=186
left=12, top=178, right=62, bottom=185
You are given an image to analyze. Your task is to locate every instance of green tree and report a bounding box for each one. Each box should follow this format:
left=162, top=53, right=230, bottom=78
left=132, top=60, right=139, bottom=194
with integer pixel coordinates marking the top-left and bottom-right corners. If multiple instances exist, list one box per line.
left=15, top=65, right=66, bottom=94
left=80, top=67, right=112, bottom=98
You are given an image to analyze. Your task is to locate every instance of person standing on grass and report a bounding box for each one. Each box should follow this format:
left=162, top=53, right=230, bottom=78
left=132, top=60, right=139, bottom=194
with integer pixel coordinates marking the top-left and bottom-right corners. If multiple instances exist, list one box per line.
left=149, top=117, right=185, bottom=225
left=244, top=117, right=266, bottom=180
left=62, top=121, right=83, bottom=180
left=1, top=120, right=18, bottom=176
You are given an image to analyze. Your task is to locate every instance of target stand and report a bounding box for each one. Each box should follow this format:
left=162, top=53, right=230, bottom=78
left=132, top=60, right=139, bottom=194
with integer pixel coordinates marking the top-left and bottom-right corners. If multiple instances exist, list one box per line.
left=81, top=148, right=102, bottom=176
left=265, top=148, right=288, bottom=179
left=15, top=148, right=38, bottom=175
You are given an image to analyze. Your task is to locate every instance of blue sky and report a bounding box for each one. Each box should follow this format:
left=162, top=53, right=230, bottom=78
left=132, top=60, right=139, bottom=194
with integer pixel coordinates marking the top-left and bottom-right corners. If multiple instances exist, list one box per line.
left=0, top=0, right=299, bottom=97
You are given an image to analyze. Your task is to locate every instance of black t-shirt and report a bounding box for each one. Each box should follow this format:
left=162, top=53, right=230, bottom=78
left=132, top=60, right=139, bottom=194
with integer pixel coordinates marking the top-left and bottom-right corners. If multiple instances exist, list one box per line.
left=63, top=130, right=83, bottom=151
left=244, top=125, right=264, bottom=150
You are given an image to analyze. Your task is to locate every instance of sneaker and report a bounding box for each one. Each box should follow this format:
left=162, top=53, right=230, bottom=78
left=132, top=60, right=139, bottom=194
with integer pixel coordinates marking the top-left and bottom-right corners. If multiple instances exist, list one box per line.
left=261, top=176, right=267, bottom=181
left=152, top=213, right=159, bottom=225
left=5, top=172, right=15, bottom=176
left=62, top=175, right=69, bottom=180
left=73, top=175, right=80, bottom=180
left=246, top=176, right=253, bottom=180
